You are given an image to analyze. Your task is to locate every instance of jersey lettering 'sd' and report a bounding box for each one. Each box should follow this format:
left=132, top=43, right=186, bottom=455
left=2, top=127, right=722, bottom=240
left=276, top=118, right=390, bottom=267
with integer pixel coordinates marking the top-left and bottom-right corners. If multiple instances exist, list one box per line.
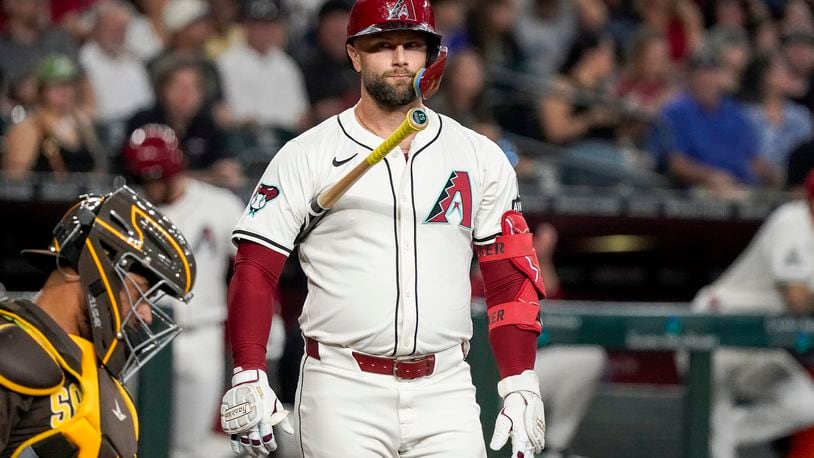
left=425, top=170, right=472, bottom=229
left=50, top=382, right=82, bottom=428
left=248, top=184, right=281, bottom=216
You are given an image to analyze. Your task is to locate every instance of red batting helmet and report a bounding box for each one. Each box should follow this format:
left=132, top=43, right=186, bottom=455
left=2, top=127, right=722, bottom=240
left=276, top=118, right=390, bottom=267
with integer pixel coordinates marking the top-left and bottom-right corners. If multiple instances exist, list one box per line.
left=347, top=0, right=442, bottom=61
left=123, top=124, right=185, bottom=182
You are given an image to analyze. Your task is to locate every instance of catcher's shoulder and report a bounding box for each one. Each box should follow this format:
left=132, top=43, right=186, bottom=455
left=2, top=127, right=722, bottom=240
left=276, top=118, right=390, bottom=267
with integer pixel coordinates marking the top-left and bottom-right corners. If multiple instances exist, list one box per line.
left=0, top=312, right=64, bottom=396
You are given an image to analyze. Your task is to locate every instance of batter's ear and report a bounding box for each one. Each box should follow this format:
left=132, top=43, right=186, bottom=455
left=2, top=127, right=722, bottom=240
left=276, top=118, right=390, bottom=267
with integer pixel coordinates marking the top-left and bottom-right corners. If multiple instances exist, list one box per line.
left=347, top=44, right=362, bottom=73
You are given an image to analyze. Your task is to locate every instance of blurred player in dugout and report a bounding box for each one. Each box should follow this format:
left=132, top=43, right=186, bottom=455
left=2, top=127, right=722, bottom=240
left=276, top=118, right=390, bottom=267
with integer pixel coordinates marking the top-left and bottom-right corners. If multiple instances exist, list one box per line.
left=123, top=123, right=246, bottom=458
left=0, top=186, right=197, bottom=456
left=692, top=169, right=814, bottom=458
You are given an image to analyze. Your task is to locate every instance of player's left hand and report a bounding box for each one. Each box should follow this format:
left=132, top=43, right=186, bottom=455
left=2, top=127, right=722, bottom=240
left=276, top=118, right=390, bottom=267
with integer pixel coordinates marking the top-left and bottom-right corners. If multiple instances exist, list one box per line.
left=490, top=370, right=546, bottom=457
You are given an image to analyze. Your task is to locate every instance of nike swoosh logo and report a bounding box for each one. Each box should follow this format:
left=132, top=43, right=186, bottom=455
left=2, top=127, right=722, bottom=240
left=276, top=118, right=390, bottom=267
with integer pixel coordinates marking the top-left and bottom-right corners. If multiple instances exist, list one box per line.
left=332, top=154, right=358, bottom=167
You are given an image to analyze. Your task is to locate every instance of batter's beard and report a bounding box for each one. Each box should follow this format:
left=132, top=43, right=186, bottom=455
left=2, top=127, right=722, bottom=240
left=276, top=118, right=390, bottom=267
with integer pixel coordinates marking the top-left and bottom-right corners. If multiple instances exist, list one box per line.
left=362, top=71, right=417, bottom=109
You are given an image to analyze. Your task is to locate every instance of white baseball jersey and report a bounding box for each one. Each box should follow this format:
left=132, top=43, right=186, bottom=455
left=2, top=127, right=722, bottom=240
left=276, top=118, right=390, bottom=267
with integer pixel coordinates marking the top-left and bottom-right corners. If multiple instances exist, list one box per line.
left=693, top=200, right=814, bottom=313
left=159, top=178, right=245, bottom=328
left=233, top=106, right=519, bottom=356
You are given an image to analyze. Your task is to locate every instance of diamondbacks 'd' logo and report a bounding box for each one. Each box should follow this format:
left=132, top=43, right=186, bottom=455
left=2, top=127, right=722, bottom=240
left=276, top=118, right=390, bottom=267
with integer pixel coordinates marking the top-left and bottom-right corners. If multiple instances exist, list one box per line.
left=425, top=171, right=472, bottom=228
left=388, top=0, right=416, bottom=21
left=248, top=184, right=280, bottom=216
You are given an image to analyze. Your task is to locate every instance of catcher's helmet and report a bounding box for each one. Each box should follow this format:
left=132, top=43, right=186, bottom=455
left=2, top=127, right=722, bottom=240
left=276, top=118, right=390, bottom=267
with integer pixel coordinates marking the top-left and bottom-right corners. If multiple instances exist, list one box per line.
left=22, top=186, right=196, bottom=382
left=123, top=124, right=185, bottom=183
left=347, top=0, right=442, bottom=64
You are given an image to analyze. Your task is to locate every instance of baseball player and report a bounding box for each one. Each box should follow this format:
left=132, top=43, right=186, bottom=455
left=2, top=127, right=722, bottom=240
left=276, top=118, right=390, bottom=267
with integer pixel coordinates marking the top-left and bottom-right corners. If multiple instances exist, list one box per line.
left=530, top=224, right=607, bottom=458
left=122, top=124, right=246, bottom=458
left=0, top=187, right=196, bottom=456
left=219, top=1, right=547, bottom=457
left=691, top=169, right=814, bottom=458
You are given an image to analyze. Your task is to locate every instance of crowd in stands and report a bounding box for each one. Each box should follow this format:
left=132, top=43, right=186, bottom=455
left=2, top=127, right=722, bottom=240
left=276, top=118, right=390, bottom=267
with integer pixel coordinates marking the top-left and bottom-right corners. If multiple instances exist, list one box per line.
left=1, top=0, right=814, bottom=200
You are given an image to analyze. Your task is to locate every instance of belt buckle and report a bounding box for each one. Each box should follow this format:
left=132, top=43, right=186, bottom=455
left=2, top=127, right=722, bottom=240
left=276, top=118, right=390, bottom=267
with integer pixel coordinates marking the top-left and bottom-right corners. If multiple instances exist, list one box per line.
left=393, top=355, right=429, bottom=380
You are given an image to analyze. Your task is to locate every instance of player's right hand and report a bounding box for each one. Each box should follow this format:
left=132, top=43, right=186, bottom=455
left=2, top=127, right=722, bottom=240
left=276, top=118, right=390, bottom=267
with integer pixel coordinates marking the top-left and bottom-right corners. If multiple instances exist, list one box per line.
left=221, top=368, right=294, bottom=456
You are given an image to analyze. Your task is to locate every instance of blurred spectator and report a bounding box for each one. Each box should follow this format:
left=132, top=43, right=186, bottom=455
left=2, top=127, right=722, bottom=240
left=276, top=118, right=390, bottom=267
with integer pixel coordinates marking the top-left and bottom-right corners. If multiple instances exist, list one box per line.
left=3, top=54, right=106, bottom=179
left=739, top=52, right=812, bottom=177
left=782, top=0, right=814, bottom=34
left=705, top=0, right=749, bottom=30
left=122, top=123, right=244, bottom=458
left=691, top=169, right=814, bottom=458
left=430, top=48, right=491, bottom=126
left=148, top=0, right=224, bottom=112
left=538, top=31, right=619, bottom=145
left=124, top=57, right=243, bottom=188
left=616, top=27, right=678, bottom=118
left=433, top=0, right=468, bottom=53
left=79, top=0, right=153, bottom=125
left=634, top=0, right=704, bottom=63
left=653, top=46, right=780, bottom=196
left=466, top=0, right=526, bottom=72
left=52, top=0, right=98, bottom=42
left=204, top=0, right=245, bottom=59
left=0, top=0, right=79, bottom=102
left=299, top=0, right=357, bottom=125
left=707, top=26, right=751, bottom=93
left=430, top=48, right=520, bottom=168
left=782, top=29, right=814, bottom=107
left=217, top=0, right=307, bottom=132
left=124, top=0, right=168, bottom=61
left=753, top=17, right=781, bottom=54
left=515, top=0, right=579, bottom=79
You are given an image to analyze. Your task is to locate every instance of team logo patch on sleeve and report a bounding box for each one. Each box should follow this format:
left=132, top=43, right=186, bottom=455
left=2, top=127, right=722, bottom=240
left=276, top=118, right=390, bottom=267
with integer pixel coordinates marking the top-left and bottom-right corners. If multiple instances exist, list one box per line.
left=248, top=184, right=280, bottom=216
left=425, top=171, right=472, bottom=229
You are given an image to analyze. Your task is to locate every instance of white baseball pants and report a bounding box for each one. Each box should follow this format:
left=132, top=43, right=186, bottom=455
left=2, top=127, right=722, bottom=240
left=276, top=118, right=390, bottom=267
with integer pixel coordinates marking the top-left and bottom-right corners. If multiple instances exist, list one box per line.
left=535, top=346, right=607, bottom=451
left=170, top=324, right=225, bottom=458
left=711, top=348, right=814, bottom=458
left=294, top=341, right=487, bottom=457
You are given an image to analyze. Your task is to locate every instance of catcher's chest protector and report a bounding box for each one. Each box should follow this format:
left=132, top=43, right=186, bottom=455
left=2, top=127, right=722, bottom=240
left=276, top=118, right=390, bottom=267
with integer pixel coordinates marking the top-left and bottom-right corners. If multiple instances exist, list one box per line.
left=0, top=299, right=139, bottom=458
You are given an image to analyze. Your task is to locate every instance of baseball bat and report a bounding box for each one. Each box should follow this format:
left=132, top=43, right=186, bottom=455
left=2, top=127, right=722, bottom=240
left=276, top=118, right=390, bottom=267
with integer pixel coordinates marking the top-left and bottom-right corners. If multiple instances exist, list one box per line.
left=313, top=107, right=429, bottom=212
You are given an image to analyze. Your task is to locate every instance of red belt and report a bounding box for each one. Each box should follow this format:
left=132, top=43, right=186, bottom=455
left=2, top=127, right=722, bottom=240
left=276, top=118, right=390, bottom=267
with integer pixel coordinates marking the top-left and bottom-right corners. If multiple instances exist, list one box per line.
left=305, top=337, right=436, bottom=380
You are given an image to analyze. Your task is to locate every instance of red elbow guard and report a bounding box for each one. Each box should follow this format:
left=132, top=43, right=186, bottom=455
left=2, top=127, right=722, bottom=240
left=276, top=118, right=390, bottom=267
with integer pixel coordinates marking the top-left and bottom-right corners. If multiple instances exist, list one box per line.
left=477, top=210, right=545, bottom=333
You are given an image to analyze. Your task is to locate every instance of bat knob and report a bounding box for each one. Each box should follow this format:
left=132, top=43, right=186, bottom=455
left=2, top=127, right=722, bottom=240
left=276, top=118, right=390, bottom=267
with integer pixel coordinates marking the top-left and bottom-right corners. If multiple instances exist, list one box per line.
left=407, top=108, right=429, bottom=131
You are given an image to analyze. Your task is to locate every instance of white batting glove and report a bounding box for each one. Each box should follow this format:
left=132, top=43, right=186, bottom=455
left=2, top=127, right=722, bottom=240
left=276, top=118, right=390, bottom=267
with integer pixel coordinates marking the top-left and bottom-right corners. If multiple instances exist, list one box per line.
left=221, top=368, right=294, bottom=456
left=490, top=370, right=546, bottom=457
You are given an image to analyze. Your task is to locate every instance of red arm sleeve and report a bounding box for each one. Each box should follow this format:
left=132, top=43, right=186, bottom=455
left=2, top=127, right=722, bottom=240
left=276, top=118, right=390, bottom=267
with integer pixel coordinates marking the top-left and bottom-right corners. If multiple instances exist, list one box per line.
left=227, top=241, right=288, bottom=372
left=479, top=255, right=540, bottom=379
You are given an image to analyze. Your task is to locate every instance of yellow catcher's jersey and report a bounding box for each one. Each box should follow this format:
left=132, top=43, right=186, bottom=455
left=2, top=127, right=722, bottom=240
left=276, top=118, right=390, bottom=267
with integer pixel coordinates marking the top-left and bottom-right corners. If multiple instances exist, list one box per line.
left=0, top=299, right=138, bottom=457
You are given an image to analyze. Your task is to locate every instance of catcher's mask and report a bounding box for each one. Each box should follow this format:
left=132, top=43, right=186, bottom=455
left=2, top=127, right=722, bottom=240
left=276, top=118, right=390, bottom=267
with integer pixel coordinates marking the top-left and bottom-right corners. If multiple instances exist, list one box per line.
left=22, top=186, right=196, bottom=382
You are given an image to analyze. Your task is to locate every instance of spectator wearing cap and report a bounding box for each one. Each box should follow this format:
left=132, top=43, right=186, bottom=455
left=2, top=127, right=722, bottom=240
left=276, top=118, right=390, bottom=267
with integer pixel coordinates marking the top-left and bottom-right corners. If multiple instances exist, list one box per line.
left=3, top=54, right=106, bottom=179
left=298, top=0, right=358, bottom=124
left=79, top=0, right=153, bottom=128
left=147, top=0, right=225, bottom=115
left=124, top=0, right=169, bottom=61
left=0, top=0, right=80, bottom=106
left=217, top=0, right=308, bottom=132
left=124, top=57, right=243, bottom=189
left=739, top=52, right=812, bottom=178
left=652, top=46, right=781, bottom=197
